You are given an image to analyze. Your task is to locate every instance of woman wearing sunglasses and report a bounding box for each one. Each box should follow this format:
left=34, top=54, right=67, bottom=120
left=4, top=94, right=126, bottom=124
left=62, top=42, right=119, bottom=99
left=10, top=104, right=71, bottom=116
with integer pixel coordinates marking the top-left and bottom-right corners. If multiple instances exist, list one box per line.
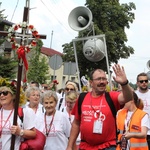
left=0, top=78, right=36, bottom=150
left=56, top=81, right=79, bottom=111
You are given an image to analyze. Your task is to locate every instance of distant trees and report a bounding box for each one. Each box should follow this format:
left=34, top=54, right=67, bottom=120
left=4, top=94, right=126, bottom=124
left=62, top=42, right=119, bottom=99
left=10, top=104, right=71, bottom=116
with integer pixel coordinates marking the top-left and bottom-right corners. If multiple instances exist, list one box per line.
left=27, top=39, right=49, bottom=84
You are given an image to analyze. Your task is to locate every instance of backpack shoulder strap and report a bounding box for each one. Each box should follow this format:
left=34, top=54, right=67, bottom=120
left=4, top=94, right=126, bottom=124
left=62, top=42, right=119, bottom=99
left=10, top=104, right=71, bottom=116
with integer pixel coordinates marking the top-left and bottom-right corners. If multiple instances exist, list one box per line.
left=58, top=97, right=64, bottom=110
left=105, top=92, right=118, bottom=139
left=105, top=92, right=117, bottom=118
left=18, top=107, right=24, bottom=122
left=78, top=92, right=88, bottom=115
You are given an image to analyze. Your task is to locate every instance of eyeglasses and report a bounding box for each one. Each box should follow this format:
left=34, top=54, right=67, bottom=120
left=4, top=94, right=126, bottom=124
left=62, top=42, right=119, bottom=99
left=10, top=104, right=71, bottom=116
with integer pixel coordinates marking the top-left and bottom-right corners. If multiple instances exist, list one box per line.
left=138, top=80, right=148, bottom=84
left=92, top=77, right=107, bottom=81
left=0, top=91, right=9, bottom=96
left=65, top=88, right=74, bottom=91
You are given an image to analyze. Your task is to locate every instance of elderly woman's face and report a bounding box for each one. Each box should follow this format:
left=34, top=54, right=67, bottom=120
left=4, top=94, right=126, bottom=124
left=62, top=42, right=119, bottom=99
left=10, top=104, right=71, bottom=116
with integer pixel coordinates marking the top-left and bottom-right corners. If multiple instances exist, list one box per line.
left=0, top=87, right=14, bottom=108
left=28, top=90, right=40, bottom=105
left=43, top=96, right=57, bottom=116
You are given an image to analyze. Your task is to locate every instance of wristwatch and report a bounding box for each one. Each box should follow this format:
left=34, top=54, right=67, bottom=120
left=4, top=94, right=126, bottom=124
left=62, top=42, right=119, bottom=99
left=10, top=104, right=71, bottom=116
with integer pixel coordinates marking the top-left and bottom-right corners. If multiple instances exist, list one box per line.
left=20, top=129, right=24, bottom=136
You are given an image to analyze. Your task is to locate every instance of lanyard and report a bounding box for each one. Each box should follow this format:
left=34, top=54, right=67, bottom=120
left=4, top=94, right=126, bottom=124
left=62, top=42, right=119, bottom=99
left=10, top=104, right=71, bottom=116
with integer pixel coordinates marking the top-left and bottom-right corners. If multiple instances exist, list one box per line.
left=0, top=109, right=14, bottom=137
left=125, top=108, right=137, bottom=131
left=44, top=112, right=55, bottom=137
left=90, top=92, right=104, bottom=118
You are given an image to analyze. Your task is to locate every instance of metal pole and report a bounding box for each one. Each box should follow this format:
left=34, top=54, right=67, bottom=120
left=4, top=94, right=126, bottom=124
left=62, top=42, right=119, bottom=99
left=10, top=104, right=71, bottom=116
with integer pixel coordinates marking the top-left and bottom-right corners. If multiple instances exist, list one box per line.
left=53, top=54, right=56, bottom=80
left=103, top=36, right=112, bottom=90
left=73, top=41, right=82, bottom=92
left=50, top=30, right=53, bottom=48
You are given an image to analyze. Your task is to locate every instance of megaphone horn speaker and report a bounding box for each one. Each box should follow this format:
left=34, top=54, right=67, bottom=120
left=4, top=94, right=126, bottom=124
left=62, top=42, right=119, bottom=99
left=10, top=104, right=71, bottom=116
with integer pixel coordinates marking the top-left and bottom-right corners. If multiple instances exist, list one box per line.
left=147, top=60, right=150, bottom=70
left=83, top=38, right=105, bottom=62
left=68, top=6, right=93, bottom=31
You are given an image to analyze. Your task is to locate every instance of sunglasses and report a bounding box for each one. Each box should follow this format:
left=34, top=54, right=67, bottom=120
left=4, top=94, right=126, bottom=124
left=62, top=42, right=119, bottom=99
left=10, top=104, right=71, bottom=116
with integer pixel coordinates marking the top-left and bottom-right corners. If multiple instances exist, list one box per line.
left=65, top=88, right=74, bottom=91
left=0, top=91, right=9, bottom=96
left=138, top=80, right=148, bottom=84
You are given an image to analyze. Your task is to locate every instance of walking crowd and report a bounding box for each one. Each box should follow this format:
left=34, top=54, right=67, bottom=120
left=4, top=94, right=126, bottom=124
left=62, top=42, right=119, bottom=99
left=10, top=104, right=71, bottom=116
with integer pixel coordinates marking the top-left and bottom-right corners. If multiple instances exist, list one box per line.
left=0, top=64, right=150, bottom=150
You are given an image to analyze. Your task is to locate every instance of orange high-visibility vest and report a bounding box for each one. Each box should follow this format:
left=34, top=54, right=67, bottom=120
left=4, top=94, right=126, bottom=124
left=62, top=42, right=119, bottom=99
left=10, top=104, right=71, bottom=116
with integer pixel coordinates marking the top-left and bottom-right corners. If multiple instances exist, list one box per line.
left=116, top=108, right=148, bottom=150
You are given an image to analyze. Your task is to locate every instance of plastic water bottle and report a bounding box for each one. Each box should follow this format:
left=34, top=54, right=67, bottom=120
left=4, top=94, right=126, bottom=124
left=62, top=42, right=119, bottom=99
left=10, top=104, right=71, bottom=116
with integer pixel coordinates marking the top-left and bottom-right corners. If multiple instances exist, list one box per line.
left=81, top=76, right=88, bottom=86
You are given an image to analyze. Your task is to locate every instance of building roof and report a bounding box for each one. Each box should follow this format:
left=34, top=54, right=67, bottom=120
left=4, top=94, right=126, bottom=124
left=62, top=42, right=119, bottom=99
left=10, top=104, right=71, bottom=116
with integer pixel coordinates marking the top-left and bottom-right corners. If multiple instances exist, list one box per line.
left=41, top=46, right=63, bottom=56
left=0, top=19, right=14, bottom=26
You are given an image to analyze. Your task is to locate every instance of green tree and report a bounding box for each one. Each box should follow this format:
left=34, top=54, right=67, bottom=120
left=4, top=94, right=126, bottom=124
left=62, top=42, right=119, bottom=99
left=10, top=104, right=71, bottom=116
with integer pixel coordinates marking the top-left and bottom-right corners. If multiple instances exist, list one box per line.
left=0, top=54, right=18, bottom=79
left=27, top=40, right=49, bottom=84
left=62, top=0, right=136, bottom=77
left=0, top=2, right=8, bottom=44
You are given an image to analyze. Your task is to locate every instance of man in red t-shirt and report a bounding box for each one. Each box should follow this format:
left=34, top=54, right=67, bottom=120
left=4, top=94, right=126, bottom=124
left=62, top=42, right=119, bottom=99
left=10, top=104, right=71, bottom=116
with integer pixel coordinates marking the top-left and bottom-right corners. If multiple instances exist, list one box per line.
left=66, top=64, right=133, bottom=150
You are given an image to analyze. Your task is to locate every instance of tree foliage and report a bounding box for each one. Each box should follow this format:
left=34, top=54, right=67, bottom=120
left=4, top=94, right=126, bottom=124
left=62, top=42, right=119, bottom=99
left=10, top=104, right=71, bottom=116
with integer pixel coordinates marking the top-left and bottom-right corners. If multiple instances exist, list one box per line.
left=62, top=0, right=136, bottom=77
left=27, top=39, right=49, bottom=84
left=0, top=54, right=18, bottom=79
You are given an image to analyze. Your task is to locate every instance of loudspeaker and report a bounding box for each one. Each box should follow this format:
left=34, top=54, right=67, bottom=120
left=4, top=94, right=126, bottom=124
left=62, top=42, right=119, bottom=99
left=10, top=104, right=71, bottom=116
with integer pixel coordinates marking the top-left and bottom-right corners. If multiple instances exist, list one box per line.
left=68, top=6, right=93, bottom=31
left=147, top=60, right=150, bottom=70
left=83, top=38, right=105, bottom=62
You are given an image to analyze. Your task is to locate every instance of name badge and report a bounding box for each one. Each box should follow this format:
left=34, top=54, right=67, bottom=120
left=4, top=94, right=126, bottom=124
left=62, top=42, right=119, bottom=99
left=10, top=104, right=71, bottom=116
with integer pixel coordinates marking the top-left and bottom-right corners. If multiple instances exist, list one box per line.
left=93, top=119, right=103, bottom=134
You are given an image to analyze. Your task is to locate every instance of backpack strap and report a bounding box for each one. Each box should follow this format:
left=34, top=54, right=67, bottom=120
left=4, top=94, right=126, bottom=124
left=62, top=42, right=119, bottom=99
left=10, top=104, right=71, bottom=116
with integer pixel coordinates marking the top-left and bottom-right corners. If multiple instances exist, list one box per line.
left=61, top=108, right=64, bottom=112
left=58, top=97, right=64, bottom=110
left=18, top=107, right=24, bottom=123
left=78, top=92, right=88, bottom=115
left=105, top=92, right=117, bottom=118
left=105, top=92, right=118, bottom=139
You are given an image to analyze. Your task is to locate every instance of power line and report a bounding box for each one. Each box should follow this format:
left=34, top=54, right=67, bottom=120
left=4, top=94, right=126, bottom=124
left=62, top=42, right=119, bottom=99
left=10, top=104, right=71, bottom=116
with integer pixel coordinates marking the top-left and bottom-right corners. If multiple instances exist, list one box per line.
left=40, top=0, right=74, bottom=37
left=11, top=0, right=19, bottom=21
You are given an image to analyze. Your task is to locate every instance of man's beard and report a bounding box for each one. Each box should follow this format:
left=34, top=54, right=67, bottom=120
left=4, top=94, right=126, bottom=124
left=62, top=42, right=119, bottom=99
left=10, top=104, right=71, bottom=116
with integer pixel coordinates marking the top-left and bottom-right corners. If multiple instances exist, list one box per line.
left=140, top=86, right=148, bottom=91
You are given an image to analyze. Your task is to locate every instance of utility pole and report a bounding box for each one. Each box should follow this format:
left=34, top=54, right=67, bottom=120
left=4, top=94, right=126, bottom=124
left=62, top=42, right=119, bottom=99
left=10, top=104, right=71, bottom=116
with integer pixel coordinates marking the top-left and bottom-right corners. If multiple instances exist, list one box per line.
left=50, top=30, right=53, bottom=48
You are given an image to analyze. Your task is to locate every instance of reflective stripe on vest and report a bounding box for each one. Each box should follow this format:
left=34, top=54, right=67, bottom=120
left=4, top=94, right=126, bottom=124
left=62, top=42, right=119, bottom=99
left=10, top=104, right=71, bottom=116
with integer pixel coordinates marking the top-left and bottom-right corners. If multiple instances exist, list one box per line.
left=130, top=142, right=148, bottom=147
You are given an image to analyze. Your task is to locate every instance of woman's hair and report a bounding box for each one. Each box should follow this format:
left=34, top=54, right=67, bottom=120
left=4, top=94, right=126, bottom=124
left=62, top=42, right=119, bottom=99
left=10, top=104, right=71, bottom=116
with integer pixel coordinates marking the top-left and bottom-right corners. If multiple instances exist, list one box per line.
left=42, top=90, right=58, bottom=104
left=65, top=91, right=78, bottom=102
left=65, top=81, right=79, bottom=92
left=133, top=92, right=144, bottom=110
left=25, top=86, right=41, bottom=100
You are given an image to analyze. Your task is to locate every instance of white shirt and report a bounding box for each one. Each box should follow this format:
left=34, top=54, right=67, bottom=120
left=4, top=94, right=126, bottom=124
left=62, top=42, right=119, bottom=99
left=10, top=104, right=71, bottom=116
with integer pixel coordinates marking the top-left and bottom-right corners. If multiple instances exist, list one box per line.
left=135, top=89, right=150, bottom=135
left=35, top=110, right=71, bottom=150
left=61, top=106, right=81, bottom=145
left=0, top=107, right=35, bottom=150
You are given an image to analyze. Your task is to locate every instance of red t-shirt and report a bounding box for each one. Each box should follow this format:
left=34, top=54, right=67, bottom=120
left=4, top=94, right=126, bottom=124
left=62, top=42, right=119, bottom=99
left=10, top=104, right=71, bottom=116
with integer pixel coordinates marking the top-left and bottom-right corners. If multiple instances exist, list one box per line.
left=72, top=91, right=120, bottom=150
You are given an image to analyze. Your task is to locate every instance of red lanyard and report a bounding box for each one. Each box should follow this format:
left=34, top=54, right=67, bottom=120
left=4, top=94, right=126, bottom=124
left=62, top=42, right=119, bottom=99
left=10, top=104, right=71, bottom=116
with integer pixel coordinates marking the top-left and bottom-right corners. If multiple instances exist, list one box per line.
left=0, top=109, right=14, bottom=137
left=44, top=112, right=55, bottom=137
left=90, top=93, right=104, bottom=118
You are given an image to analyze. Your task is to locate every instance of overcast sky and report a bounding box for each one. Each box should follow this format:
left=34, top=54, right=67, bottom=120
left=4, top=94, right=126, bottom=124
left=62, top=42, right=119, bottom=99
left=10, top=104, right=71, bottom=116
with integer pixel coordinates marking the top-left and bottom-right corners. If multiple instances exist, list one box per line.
left=1, top=0, right=150, bottom=84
